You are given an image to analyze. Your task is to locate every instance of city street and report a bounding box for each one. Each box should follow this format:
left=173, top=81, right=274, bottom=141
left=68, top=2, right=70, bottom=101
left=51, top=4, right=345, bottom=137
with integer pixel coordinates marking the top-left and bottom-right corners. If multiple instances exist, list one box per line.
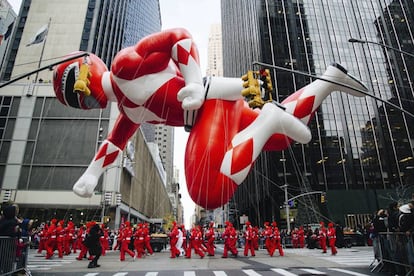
left=27, top=245, right=388, bottom=275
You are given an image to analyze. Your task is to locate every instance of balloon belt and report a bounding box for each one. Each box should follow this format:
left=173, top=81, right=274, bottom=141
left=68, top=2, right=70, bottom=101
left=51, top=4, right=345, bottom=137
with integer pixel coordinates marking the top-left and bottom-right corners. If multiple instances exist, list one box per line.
left=253, top=61, right=414, bottom=119
left=0, top=52, right=89, bottom=88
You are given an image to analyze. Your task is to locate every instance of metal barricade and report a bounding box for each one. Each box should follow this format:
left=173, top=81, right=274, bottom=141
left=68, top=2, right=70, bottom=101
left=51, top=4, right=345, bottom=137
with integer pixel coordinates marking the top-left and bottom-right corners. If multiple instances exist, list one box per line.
left=0, top=236, right=30, bottom=276
left=370, top=232, right=414, bottom=276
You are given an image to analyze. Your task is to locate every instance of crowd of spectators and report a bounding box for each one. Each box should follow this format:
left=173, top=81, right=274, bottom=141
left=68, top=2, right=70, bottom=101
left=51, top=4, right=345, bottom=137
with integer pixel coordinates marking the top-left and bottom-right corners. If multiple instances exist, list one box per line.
left=370, top=200, right=414, bottom=275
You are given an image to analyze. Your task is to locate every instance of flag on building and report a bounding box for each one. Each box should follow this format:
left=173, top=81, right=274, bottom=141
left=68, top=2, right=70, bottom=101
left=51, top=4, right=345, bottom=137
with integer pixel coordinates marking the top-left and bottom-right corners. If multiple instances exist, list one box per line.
left=0, top=21, right=15, bottom=45
left=26, top=24, right=48, bottom=46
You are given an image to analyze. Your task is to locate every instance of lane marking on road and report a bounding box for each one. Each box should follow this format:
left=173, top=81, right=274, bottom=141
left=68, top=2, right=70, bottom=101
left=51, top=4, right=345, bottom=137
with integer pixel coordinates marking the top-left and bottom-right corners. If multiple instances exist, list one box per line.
left=83, top=273, right=99, bottom=276
left=328, top=268, right=370, bottom=276
left=145, top=272, right=158, bottom=276
left=300, top=268, right=326, bottom=274
left=271, top=268, right=297, bottom=276
left=113, top=273, right=129, bottom=276
left=213, top=271, right=227, bottom=276
left=184, top=271, right=196, bottom=276
left=243, top=269, right=262, bottom=275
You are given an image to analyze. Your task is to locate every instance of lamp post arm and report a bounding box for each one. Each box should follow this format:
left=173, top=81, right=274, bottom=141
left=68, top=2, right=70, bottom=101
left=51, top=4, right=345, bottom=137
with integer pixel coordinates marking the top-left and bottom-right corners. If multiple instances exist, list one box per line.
left=288, top=191, right=324, bottom=202
left=0, top=52, right=89, bottom=88
left=349, top=38, right=414, bottom=59
left=253, top=61, right=414, bottom=119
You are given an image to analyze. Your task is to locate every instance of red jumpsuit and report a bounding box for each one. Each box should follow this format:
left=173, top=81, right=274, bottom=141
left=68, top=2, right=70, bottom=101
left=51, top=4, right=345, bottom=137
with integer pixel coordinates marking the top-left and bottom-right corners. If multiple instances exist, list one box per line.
left=205, top=223, right=215, bottom=256
left=45, top=220, right=57, bottom=259
left=52, top=28, right=367, bottom=210
left=37, top=226, right=47, bottom=254
left=319, top=223, right=327, bottom=253
left=169, top=223, right=180, bottom=258
left=298, top=226, right=305, bottom=248
left=291, top=228, right=299, bottom=248
left=243, top=223, right=255, bottom=257
left=100, top=225, right=109, bottom=256
left=143, top=224, right=153, bottom=255
left=272, top=224, right=284, bottom=256
left=328, top=223, right=337, bottom=255
left=263, top=223, right=274, bottom=256
left=222, top=222, right=238, bottom=258
left=186, top=226, right=204, bottom=258
left=133, top=224, right=145, bottom=258
left=64, top=222, right=75, bottom=255
left=77, top=224, right=94, bottom=260
left=181, top=225, right=187, bottom=252
left=56, top=220, right=66, bottom=258
left=252, top=227, right=259, bottom=250
left=120, top=222, right=135, bottom=261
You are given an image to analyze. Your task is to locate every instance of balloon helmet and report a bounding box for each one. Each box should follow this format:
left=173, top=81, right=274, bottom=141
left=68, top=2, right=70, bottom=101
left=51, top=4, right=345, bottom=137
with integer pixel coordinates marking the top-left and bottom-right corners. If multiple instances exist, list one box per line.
left=53, top=52, right=108, bottom=110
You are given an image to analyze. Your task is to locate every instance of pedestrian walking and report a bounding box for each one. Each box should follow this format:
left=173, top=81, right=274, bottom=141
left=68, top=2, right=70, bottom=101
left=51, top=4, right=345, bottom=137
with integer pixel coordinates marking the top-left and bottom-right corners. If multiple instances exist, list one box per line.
left=84, top=222, right=103, bottom=268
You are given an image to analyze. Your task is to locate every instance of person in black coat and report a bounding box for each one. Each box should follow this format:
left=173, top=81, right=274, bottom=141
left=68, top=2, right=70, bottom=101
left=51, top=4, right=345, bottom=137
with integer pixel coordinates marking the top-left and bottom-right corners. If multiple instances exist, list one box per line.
left=0, top=204, right=21, bottom=237
left=84, top=223, right=103, bottom=268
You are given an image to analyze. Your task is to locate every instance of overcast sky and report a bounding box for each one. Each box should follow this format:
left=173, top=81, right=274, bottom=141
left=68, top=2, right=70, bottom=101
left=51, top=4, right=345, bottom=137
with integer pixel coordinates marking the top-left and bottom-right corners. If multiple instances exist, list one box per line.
left=8, top=0, right=222, bottom=226
left=159, top=0, right=221, bottom=226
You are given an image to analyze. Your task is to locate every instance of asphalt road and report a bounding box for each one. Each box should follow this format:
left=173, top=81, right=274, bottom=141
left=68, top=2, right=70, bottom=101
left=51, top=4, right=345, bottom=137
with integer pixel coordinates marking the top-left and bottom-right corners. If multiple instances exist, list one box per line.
left=26, top=245, right=391, bottom=275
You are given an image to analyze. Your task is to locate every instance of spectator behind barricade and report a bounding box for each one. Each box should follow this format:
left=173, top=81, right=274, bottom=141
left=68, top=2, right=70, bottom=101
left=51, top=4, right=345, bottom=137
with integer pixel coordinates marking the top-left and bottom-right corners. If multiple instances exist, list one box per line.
left=0, top=203, right=21, bottom=237
left=398, top=201, right=414, bottom=233
left=372, top=209, right=388, bottom=237
left=387, top=201, right=400, bottom=232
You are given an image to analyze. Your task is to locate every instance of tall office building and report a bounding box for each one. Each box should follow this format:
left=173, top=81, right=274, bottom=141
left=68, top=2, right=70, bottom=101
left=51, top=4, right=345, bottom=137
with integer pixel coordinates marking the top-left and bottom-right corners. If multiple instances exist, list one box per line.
left=206, top=24, right=223, bottom=77
left=0, top=0, right=173, bottom=229
left=222, top=0, right=414, bottom=227
left=0, top=1, right=16, bottom=70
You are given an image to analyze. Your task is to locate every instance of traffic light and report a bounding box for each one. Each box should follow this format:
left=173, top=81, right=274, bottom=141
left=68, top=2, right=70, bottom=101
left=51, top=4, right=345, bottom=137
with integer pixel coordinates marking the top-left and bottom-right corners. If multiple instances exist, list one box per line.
left=103, top=216, right=111, bottom=224
left=104, top=191, right=112, bottom=205
left=2, top=190, right=11, bottom=202
left=116, top=193, right=122, bottom=206
left=259, top=69, right=273, bottom=92
left=241, top=70, right=263, bottom=108
left=321, top=192, right=326, bottom=203
left=241, top=71, right=259, bottom=97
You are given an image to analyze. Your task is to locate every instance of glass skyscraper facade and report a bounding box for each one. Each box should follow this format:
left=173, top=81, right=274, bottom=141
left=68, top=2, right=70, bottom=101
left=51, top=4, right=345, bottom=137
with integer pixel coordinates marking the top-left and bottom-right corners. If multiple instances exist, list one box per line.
left=222, top=0, right=414, bottom=227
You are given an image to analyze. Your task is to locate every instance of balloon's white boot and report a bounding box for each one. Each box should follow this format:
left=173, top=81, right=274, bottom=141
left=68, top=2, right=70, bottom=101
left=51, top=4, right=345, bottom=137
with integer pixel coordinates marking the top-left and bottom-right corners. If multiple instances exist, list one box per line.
left=321, top=63, right=368, bottom=97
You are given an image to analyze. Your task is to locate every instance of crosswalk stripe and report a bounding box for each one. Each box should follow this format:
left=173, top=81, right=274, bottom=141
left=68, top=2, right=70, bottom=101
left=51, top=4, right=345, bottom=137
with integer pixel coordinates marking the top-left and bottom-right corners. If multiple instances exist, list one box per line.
left=270, top=268, right=297, bottom=276
left=328, top=268, right=370, bottom=276
left=113, top=273, right=128, bottom=276
left=83, top=273, right=99, bottom=276
left=184, top=272, right=196, bottom=276
left=243, top=269, right=262, bottom=275
left=145, top=273, right=158, bottom=276
left=300, top=268, right=326, bottom=274
left=213, top=271, right=227, bottom=276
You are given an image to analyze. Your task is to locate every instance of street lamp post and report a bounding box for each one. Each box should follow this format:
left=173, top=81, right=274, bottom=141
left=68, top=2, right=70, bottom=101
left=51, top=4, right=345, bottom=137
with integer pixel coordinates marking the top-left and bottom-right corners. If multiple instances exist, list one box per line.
left=282, top=184, right=290, bottom=233
left=348, top=38, right=414, bottom=59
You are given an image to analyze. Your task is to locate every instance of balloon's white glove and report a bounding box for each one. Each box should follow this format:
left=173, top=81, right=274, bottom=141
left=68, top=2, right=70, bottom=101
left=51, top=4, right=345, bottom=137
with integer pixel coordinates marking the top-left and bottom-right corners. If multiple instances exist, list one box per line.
left=73, top=174, right=98, bottom=198
left=177, top=83, right=205, bottom=111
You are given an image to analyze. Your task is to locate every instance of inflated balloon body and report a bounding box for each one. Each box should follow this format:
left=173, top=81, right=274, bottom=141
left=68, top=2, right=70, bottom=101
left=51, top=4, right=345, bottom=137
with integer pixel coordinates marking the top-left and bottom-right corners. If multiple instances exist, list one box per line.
left=53, top=28, right=368, bottom=209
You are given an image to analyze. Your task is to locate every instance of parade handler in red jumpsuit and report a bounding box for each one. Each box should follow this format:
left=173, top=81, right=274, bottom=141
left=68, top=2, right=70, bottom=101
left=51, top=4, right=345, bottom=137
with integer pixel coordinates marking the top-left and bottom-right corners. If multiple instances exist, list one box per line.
left=328, top=222, right=337, bottom=255
left=53, top=28, right=368, bottom=210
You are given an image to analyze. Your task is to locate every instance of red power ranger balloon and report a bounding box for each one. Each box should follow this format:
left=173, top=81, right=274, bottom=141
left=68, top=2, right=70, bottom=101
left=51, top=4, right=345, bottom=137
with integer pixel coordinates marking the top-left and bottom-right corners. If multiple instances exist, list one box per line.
left=52, top=28, right=368, bottom=209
